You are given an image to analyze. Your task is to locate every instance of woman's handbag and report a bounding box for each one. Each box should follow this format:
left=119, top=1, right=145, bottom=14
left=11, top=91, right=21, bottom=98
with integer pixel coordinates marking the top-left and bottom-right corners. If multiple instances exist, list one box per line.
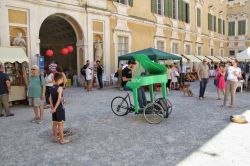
left=213, top=79, right=218, bottom=86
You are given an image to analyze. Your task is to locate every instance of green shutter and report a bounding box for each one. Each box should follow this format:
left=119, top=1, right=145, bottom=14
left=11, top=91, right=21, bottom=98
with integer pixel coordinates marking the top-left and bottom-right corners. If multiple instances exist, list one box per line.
left=239, top=21, right=242, bottom=35
left=178, top=0, right=183, bottom=21
left=238, top=20, right=246, bottom=35
left=228, top=22, right=231, bottom=36
left=197, top=8, right=201, bottom=27
left=223, top=20, right=225, bottom=35
left=243, top=20, right=246, bottom=35
left=214, top=16, right=216, bottom=32
left=128, top=0, right=133, bottom=6
left=232, top=22, right=235, bottom=36
left=218, top=18, right=221, bottom=34
left=151, top=0, right=157, bottom=13
left=208, top=14, right=211, bottom=30
left=186, top=3, right=190, bottom=23
left=167, top=0, right=173, bottom=18
left=164, top=0, right=168, bottom=16
left=182, top=2, right=186, bottom=22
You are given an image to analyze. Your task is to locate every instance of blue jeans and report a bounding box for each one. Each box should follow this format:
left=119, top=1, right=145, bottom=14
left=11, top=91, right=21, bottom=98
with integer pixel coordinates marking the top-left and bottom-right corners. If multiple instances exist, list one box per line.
left=199, top=78, right=208, bottom=97
left=97, top=74, right=103, bottom=88
left=124, top=86, right=147, bottom=108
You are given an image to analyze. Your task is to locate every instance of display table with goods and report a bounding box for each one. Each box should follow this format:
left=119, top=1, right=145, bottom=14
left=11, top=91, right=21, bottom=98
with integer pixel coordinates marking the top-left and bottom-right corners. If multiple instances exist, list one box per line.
left=0, top=47, right=29, bottom=102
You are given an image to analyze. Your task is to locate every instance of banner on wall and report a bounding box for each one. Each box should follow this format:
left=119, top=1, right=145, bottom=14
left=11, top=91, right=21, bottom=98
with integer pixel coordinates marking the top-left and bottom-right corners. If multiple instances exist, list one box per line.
left=39, top=56, right=44, bottom=70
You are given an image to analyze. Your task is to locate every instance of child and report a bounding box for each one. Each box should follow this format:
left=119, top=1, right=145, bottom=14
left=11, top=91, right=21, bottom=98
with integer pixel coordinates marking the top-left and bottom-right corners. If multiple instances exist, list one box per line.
left=49, top=73, right=70, bottom=144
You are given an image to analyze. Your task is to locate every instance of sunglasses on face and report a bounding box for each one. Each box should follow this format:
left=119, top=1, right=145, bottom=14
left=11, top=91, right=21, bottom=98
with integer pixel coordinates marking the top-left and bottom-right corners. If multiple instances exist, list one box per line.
left=31, top=69, right=37, bottom=71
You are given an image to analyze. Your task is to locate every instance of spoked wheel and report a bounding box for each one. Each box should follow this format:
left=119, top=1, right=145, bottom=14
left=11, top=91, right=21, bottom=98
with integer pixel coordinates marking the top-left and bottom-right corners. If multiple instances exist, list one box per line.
left=143, top=103, right=164, bottom=124
left=111, top=97, right=129, bottom=116
left=164, top=99, right=173, bottom=118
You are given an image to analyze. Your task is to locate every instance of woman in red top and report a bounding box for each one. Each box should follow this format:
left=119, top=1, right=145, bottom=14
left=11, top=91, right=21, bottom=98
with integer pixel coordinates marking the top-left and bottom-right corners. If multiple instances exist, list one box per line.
left=216, top=65, right=226, bottom=100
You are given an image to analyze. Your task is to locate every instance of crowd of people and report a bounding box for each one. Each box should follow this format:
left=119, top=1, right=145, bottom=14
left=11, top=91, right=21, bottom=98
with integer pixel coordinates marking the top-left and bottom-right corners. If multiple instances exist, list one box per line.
left=115, top=58, right=244, bottom=109
left=0, top=56, right=245, bottom=145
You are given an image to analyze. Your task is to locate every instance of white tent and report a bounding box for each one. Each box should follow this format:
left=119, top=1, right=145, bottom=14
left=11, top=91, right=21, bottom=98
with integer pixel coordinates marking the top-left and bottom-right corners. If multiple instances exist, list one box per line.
left=236, top=47, right=250, bottom=61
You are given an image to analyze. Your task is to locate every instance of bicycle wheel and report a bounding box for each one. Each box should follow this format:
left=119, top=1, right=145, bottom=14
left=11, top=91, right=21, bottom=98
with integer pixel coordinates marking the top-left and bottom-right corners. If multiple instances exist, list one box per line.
left=111, top=96, right=129, bottom=116
left=143, top=102, right=164, bottom=124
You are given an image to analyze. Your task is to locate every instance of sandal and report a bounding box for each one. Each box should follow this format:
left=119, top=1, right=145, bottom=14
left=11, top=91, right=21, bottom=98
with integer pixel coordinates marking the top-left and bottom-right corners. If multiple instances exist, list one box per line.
left=53, top=137, right=58, bottom=143
left=60, top=139, right=70, bottom=145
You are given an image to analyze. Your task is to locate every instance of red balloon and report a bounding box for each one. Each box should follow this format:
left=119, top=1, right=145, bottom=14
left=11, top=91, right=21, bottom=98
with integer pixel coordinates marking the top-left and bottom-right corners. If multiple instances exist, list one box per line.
left=46, top=49, right=53, bottom=57
left=61, top=48, right=69, bottom=56
left=67, top=45, right=74, bottom=53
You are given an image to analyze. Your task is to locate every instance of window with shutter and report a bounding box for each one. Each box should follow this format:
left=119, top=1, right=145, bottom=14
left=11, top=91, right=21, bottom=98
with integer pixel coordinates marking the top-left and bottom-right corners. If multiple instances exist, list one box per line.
left=151, top=0, right=157, bottom=13
left=228, top=22, right=235, bottom=36
left=178, top=0, right=183, bottom=21
left=172, top=0, right=178, bottom=19
left=182, top=1, right=186, bottom=22
left=218, top=18, right=222, bottom=34
left=164, top=0, right=168, bottom=16
left=185, top=44, right=191, bottom=55
left=213, top=16, right=216, bottom=32
left=197, top=8, right=201, bottom=27
left=128, top=0, right=133, bottom=6
left=238, top=20, right=246, bottom=35
left=186, top=3, right=190, bottom=23
left=113, top=0, right=128, bottom=5
left=157, top=41, right=165, bottom=51
left=223, top=20, right=225, bottom=35
left=157, top=0, right=163, bottom=15
left=118, top=36, right=129, bottom=56
left=208, top=14, right=212, bottom=30
left=167, top=0, right=173, bottom=17
left=210, top=48, right=214, bottom=56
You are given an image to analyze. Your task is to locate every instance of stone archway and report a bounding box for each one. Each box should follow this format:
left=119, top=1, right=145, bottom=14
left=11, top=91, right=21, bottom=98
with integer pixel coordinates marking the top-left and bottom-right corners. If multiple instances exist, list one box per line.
left=39, top=14, right=84, bottom=83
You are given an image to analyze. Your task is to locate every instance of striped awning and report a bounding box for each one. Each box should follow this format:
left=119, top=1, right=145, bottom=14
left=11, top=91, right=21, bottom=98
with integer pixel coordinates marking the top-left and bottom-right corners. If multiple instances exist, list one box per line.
left=215, top=56, right=228, bottom=62
left=0, top=47, right=29, bottom=63
left=196, top=56, right=212, bottom=62
left=206, top=56, right=221, bottom=62
left=172, top=54, right=188, bottom=63
left=182, top=54, right=202, bottom=62
left=224, top=57, right=233, bottom=61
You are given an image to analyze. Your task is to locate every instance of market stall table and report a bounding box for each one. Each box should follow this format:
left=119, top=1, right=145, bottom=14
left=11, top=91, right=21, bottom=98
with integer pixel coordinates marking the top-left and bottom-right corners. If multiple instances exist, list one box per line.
left=0, top=47, right=29, bottom=102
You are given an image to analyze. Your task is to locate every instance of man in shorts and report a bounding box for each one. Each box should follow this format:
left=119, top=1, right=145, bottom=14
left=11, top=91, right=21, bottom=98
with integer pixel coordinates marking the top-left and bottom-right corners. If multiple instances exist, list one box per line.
left=27, top=65, right=46, bottom=124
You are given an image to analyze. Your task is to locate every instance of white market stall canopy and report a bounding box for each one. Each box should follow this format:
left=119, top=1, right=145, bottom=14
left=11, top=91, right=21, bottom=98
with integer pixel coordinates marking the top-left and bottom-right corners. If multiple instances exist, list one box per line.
left=182, top=54, right=202, bottom=62
left=0, top=47, right=29, bottom=63
left=236, top=47, right=250, bottom=61
left=206, top=56, right=221, bottom=62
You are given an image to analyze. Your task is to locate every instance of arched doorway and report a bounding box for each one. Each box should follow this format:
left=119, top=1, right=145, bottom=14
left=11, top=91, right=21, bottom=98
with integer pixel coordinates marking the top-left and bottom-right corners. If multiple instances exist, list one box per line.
left=39, top=14, right=80, bottom=80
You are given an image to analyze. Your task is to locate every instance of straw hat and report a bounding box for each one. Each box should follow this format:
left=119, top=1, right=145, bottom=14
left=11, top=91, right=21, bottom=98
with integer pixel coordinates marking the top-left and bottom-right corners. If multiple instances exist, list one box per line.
left=230, top=115, right=248, bottom=124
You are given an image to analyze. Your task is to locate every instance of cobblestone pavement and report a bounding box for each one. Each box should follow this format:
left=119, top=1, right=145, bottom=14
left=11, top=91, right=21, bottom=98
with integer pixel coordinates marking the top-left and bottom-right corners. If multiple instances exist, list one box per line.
left=0, top=81, right=250, bottom=166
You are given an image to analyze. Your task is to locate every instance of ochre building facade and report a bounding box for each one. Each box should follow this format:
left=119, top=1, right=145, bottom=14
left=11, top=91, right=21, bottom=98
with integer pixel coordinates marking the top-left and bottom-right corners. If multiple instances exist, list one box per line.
left=0, top=0, right=249, bottom=79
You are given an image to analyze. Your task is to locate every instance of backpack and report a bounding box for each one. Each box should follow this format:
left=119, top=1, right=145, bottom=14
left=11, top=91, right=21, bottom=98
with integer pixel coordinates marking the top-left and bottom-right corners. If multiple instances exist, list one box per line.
left=81, top=66, right=86, bottom=76
left=155, top=98, right=172, bottom=118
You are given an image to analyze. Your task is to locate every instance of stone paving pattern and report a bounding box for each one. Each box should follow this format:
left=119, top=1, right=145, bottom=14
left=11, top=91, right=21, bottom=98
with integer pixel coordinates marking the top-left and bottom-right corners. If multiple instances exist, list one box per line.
left=0, top=81, right=250, bottom=166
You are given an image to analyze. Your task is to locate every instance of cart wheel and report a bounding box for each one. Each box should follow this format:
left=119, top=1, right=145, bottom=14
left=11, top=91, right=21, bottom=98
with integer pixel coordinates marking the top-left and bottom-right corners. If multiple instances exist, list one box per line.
left=111, top=96, right=129, bottom=116
left=143, top=103, right=164, bottom=124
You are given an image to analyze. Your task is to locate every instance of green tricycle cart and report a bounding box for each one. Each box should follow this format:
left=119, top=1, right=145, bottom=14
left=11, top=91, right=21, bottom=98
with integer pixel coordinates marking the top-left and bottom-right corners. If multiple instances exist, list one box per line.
left=111, top=54, right=172, bottom=124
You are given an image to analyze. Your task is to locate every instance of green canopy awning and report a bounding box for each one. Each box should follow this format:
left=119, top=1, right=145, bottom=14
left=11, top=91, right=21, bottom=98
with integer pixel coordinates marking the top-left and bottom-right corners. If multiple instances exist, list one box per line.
left=118, top=48, right=182, bottom=63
